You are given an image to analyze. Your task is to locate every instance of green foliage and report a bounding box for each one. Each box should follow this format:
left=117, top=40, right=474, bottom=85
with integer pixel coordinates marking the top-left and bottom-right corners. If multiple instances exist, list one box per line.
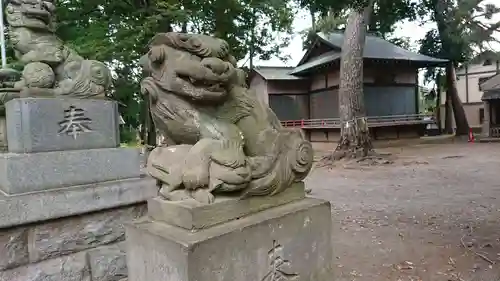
left=179, top=0, right=295, bottom=62
left=418, top=0, right=500, bottom=61
left=0, top=34, right=24, bottom=70
left=38, top=0, right=294, bottom=136
left=298, top=0, right=417, bottom=50
left=418, top=0, right=500, bottom=83
left=299, top=0, right=499, bottom=69
left=120, top=126, right=139, bottom=145
left=369, top=0, right=417, bottom=35
left=315, top=11, right=348, bottom=31
left=299, top=10, right=348, bottom=50
left=297, top=0, right=373, bottom=13
left=419, top=88, right=436, bottom=114
left=386, top=36, right=412, bottom=50
left=418, top=30, right=447, bottom=83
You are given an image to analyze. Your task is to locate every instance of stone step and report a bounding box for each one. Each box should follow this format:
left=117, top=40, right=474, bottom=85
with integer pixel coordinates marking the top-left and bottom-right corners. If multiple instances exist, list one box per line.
left=0, top=147, right=142, bottom=195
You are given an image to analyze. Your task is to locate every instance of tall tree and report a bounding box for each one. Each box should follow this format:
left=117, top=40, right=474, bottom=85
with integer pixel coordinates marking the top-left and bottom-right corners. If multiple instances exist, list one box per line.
left=186, top=0, right=294, bottom=63
left=418, top=0, right=500, bottom=135
left=56, top=0, right=184, bottom=142
left=333, top=0, right=375, bottom=160
left=51, top=0, right=295, bottom=143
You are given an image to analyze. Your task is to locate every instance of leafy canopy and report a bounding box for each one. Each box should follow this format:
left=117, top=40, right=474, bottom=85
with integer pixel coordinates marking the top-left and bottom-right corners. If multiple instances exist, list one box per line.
left=47, top=0, right=295, bottom=141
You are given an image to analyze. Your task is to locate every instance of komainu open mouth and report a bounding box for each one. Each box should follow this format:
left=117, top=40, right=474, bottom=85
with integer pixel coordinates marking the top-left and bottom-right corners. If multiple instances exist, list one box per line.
left=177, top=74, right=224, bottom=92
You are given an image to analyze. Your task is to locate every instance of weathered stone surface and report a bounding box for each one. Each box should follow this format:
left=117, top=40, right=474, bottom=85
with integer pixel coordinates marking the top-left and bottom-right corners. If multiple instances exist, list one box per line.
left=0, top=252, right=90, bottom=281
left=126, top=198, right=333, bottom=281
left=6, top=98, right=120, bottom=153
left=141, top=32, right=313, bottom=205
left=87, top=243, right=127, bottom=281
left=0, top=147, right=141, bottom=195
left=0, top=117, right=7, bottom=151
left=5, top=0, right=112, bottom=99
left=0, top=177, right=156, bottom=229
left=0, top=227, right=28, bottom=270
left=148, top=182, right=305, bottom=230
left=28, top=206, right=145, bottom=263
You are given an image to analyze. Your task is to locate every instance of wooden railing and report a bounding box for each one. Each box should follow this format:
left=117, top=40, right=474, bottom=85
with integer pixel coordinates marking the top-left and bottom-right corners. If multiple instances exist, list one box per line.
left=281, top=114, right=434, bottom=129
left=490, top=127, right=500, bottom=138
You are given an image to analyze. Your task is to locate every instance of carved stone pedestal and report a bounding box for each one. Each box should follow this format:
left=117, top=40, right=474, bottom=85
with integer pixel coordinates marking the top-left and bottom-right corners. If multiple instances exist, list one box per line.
left=0, top=147, right=141, bottom=194
left=0, top=98, right=139, bottom=195
left=125, top=185, right=333, bottom=281
left=0, top=97, right=157, bottom=281
left=0, top=177, right=157, bottom=281
left=6, top=97, right=120, bottom=153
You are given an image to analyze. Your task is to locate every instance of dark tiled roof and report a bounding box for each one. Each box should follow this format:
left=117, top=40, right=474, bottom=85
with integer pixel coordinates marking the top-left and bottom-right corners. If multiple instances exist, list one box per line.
left=319, top=32, right=449, bottom=62
left=290, top=50, right=340, bottom=75
left=290, top=32, right=448, bottom=75
left=481, top=73, right=500, bottom=92
left=253, top=66, right=303, bottom=80
left=482, top=89, right=500, bottom=100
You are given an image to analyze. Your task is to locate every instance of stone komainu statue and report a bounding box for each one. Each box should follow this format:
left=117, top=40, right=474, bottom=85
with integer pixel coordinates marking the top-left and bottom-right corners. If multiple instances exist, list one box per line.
left=0, top=0, right=111, bottom=99
left=140, top=32, right=314, bottom=204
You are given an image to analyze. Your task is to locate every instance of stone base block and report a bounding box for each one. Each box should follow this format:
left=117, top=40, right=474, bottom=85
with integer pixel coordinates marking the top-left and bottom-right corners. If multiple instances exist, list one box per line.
left=148, top=182, right=305, bottom=230
left=6, top=97, right=120, bottom=153
left=0, top=147, right=141, bottom=195
left=0, top=205, right=143, bottom=281
left=126, top=198, right=333, bottom=281
left=0, top=177, right=157, bottom=228
left=0, top=252, right=90, bottom=281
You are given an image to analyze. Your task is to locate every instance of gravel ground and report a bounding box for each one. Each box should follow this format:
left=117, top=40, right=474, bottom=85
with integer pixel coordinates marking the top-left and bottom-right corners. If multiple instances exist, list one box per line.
left=306, top=142, right=500, bottom=281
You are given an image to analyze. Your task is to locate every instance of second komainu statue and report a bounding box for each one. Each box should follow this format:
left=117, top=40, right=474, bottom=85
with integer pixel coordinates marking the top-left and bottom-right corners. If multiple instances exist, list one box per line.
left=0, top=0, right=111, bottom=99
left=140, top=32, right=313, bottom=204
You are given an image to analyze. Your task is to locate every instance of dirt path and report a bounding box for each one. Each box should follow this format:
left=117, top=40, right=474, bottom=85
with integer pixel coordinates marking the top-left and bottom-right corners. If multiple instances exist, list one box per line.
left=306, top=143, right=500, bottom=281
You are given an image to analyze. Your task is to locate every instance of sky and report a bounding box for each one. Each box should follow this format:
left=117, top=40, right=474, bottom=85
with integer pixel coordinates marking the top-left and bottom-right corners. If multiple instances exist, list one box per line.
left=248, top=2, right=500, bottom=69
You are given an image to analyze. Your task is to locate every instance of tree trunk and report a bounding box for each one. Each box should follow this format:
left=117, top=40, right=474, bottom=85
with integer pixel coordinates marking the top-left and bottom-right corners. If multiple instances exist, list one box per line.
left=444, top=91, right=453, bottom=133
left=435, top=73, right=442, bottom=132
left=433, top=0, right=469, bottom=135
left=249, top=10, right=256, bottom=70
left=446, top=63, right=469, bottom=135
left=309, top=6, right=316, bottom=30
left=334, top=3, right=374, bottom=160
